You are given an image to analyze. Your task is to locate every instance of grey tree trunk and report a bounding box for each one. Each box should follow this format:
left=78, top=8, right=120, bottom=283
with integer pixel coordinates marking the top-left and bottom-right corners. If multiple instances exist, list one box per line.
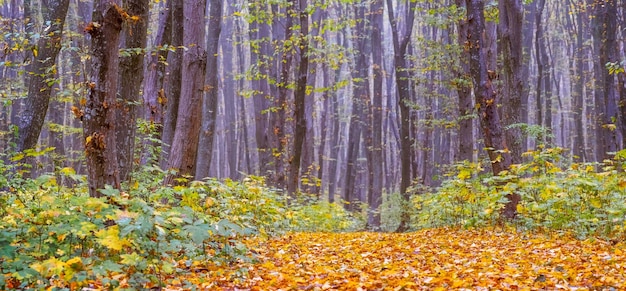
left=196, top=0, right=223, bottom=179
left=287, top=0, right=309, bottom=196
left=164, top=0, right=207, bottom=184
left=160, top=0, right=183, bottom=169
left=116, top=0, right=148, bottom=182
left=498, top=0, right=524, bottom=163
left=14, top=0, right=70, bottom=155
left=387, top=0, right=417, bottom=232
left=83, top=0, right=123, bottom=197
left=466, top=0, right=517, bottom=219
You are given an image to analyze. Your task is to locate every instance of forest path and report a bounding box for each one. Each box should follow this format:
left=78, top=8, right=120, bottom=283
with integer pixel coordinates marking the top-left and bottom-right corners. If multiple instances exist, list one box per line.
left=175, top=228, right=625, bottom=290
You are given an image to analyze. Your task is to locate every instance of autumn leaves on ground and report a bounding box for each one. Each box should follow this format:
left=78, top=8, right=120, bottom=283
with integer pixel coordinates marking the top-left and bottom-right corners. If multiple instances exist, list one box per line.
left=167, top=229, right=625, bottom=290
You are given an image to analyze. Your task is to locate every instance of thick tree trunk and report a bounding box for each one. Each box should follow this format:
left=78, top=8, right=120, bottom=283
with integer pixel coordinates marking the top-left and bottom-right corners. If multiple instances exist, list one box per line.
left=83, top=1, right=123, bottom=197
left=598, top=0, right=620, bottom=158
left=196, top=0, right=223, bottom=179
left=498, top=0, right=524, bottom=163
left=466, top=0, right=518, bottom=219
left=163, top=0, right=207, bottom=184
left=14, top=0, right=70, bottom=155
left=116, top=0, right=148, bottom=182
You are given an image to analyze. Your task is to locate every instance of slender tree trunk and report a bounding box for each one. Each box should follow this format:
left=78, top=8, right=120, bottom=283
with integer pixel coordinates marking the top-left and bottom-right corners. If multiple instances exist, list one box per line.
left=116, top=0, right=148, bottom=183
left=196, top=0, right=223, bottom=179
left=344, top=3, right=370, bottom=210
left=141, top=0, right=170, bottom=164
left=466, top=0, right=517, bottom=219
left=287, top=0, right=309, bottom=196
left=387, top=0, right=417, bottom=231
left=163, top=0, right=207, bottom=184
left=160, top=0, right=183, bottom=169
left=455, top=0, right=473, bottom=162
left=83, top=1, right=124, bottom=197
left=367, top=0, right=384, bottom=229
left=568, top=0, right=587, bottom=160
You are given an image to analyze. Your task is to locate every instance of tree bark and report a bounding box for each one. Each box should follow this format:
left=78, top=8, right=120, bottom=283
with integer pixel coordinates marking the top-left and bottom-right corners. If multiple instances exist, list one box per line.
left=455, top=0, right=473, bottom=162
left=160, top=0, right=183, bottom=169
left=287, top=0, right=309, bottom=196
left=367, top=0, right=384, bottom=229
left=14, top=0, right=70, bottom=155
left=83, top=1, right=124, bottom=197
left=498, top=0, right=524, bottom=163
left=163, top=0, right=207, bottom=184
left=387, top=0, right=417, bottom=231
left=466, top=0, right=518, bottom=219
left=196, top=0, right=223, bottom=179
left=116, top=0, right=148, bottom=182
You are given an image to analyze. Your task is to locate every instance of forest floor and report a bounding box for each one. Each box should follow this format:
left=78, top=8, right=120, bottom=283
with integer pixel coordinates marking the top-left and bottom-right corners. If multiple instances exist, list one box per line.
left=167, top=228, right=625, bottom=290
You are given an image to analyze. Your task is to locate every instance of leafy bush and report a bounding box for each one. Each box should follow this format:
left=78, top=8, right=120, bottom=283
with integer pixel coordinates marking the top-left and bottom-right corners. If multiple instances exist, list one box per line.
left=0, top=168, right=290, bottom=289
left=414, top=147, right=626, bottom=239
left=286, top=195, right=364, bottom=232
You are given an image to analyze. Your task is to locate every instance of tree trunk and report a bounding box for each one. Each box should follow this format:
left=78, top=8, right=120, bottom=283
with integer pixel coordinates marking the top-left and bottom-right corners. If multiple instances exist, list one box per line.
left=14, top=0, right=70, bottom=155
left=163, top=0, right=207, bottom=184
left=455, top=0, right=474, bottom=162
left=287, top=0, right=309, bottom=196
left=196, top=0, right=223, bottom=179
left=116, top=0, right=148, bottom=183
left=498, top=0, right=524, bottom=163
left=387, top=0, right=417, bottom=231
left=367, top=0, right=384, bottom=229
left=597, top=0, right=620, bottom=158
left=83, top=1, right=124, bottom=197
left=160, top=0, right=183, bottom=169
left=466, top=0, right=518, bottom=219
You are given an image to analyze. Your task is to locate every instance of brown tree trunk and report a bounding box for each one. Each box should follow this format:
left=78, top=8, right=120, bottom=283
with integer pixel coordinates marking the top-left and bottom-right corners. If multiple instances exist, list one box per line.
left=455, top=0, right=474, bottom=162
left=83, top=1, right=124, bottom=197
left=14, top=0, right=70, bottom=154
left=498, top=0, right=524, bottom=163
left=160, top=0, right=183, bottom=169
left=567, top=0, right=587, bottom=161
left=163, top=0, right=207, bottom=184
left=597, top=0, right=620, bottom=158
left=196, top=0, right=223, bottom=179
left=142, top=0, right=170, bottom=127
left=367, top=0, right=384, bottom=229
left=387, top=0, right=417, bottom=231
left=116, top=0, right=148, bottom=183
left=466, top=0, right=518, bottom=219
left=287, top=0, right=309, bottom=196
left=344, top=3, right=370, bottom=210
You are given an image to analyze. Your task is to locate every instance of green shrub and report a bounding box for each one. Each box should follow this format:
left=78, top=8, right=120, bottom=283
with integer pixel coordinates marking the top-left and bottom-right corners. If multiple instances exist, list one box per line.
left=414, top=147, right=626, bottom=239
left=0, top=169, right=289, bottom=289
left=287, top=195, right=365, bottom=232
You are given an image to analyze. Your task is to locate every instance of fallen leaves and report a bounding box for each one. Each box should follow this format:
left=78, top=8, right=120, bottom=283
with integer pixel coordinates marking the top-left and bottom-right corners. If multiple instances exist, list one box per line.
left=176, top=228, right=626, bottom=290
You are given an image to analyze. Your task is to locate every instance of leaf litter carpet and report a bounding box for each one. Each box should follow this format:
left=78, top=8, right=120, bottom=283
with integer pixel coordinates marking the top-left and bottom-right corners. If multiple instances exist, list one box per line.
left=175, top=228, right=626, bottom=290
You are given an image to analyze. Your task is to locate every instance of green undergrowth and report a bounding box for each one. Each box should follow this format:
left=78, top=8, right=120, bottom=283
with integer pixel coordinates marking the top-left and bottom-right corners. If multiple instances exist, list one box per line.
left=0, top=155, right=358, bottom=289
left=414, top=147, right=626, bottom=240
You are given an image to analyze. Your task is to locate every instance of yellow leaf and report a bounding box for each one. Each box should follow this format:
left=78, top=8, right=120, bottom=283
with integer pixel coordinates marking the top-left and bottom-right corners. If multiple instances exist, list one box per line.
left=95, top=225, right=129, bottom=251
